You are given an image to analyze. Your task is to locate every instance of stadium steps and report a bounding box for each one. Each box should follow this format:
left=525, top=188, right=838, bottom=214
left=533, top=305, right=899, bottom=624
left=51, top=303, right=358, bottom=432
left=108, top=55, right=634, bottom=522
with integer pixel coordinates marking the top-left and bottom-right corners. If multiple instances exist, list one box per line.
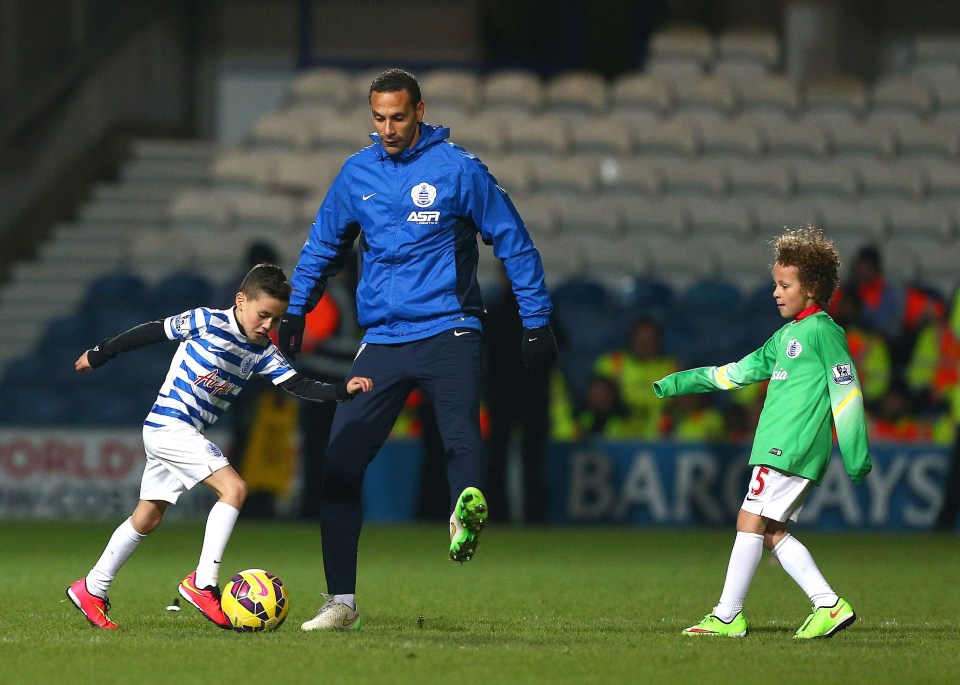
left=0, top=137, right=221, bottom=384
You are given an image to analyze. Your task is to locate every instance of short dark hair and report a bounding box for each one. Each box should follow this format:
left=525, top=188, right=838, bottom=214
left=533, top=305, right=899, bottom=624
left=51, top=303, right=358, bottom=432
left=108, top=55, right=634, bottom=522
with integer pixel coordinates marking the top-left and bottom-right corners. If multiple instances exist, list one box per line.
left=239, top=263, right=291, bottom=302
left=369, top=68, right=421, bottom=106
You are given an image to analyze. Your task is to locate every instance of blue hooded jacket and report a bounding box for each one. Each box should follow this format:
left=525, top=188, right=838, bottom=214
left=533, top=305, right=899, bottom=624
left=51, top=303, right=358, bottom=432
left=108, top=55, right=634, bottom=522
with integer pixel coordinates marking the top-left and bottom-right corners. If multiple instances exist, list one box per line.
left=288, top=123, right=553, bottom=344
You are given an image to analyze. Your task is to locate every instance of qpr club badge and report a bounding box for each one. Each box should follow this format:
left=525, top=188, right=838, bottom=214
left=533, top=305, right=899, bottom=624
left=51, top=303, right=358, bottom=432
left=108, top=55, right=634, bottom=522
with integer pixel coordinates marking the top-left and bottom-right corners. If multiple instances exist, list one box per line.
left=786, top=338, right=802, bottom=358
left=411, top=182, right=437, bottom=207
left=240, top=355, right=255, bottom=375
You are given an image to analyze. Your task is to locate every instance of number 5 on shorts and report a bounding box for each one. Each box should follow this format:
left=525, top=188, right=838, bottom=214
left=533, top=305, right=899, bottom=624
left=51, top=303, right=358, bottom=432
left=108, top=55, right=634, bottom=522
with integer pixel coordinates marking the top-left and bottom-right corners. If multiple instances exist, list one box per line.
left=751, top=466, right=770, bottom=496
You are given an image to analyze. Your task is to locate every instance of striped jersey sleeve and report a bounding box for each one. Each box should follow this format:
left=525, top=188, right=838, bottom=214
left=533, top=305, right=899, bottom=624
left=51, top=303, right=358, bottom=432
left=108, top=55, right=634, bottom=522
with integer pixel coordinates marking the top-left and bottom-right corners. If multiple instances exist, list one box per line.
left=146, top=307, right=296, bottom=432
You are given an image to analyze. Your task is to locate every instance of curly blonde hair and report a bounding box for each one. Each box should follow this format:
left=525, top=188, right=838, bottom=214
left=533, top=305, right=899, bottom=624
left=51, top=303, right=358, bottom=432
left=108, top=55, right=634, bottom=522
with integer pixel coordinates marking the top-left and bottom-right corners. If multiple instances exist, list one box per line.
left=772, top=226, right=841, bottom=304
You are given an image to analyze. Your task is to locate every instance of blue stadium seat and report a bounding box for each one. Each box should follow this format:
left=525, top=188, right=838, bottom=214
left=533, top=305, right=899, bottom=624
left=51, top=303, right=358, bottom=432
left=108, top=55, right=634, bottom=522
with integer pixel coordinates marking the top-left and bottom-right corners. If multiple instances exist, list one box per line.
left=680, top=279, right=742, bottom=312
left=149, top=272, right=213, bottom=318
left=83, top=271, right=149, bottom=309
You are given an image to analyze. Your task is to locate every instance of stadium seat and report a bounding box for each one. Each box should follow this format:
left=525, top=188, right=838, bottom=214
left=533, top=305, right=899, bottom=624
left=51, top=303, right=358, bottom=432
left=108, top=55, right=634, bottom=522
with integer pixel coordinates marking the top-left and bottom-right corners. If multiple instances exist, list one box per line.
left=597, top=158, right=662, bottom=197
left=647, top=24, right=713, bottom=78
left=910, top=241, right=960, bottom=295
left=230, top=191, right=300, bottom=232
left=884, top=199, right=954, bottom=243
left=867, top=76, right=934, bottom=126
left=287, top=67, right=356, bottom=110
left=83, top=272, right=149, bottom=310
left=713, top=27, right=781, bottom=83
left=484, top=155, right=534, bottom=196
left=817, top=199, right=887, bottom=240
left=855, top=159, right=926, bottom=200
left=659, top=159, right=727, bottom=197
left=511, top=195, right=559, bottom=239
left=707, top=236, right=779, bottom=292
left=580, top=237, right=650, bottom=283
left=725, top=158, right=793, bottom=198
left=749, top=198, right=821, bottom=234
left=792, top=159, right=859, bottom=199
left=349, top=66, right=393, bottom=103
left=247, top=111, right=313, bottom=150
left=272, top=151, right=339, bottom=197
left=481, top=69, right=544, bottom=115
left=166, top=189, right=233, bottom=233
left=826, top=121, right=896, bottom=160
left=502, top=114, right=570, bottom=156
left=672, top=76, right=738, bottom=121
left=419, top=68, right=481, bottom=115
left=616, top=197, right=687, bottom=238
left=609, top=72, right=672, bottom=123
left=635, top=119, right=699, bottom=158
left=641, top=235, right=718, bottom=289
left=129, top=231, right=198, bottom=284
left=803, top=74, right=868, bottom=126
left=697, top=119, right=763, bottom=158
left=923, top=76, right=960, bottom=126
left=893, top=122, right=960, bottom=161
left=211, top=150, right=276, bottom=191
left=543, top=71, right=608, bottom=118
left=552, top=278, right=615, bottom=347
left=618, top=276, right=676, bottom=318
left=921, top=160, right=960, bottom=199
left=449, top=114, right=506, bottom=156
left=535, top=235, right=588, bottom=280
left=569, top=116, right=636, bottom=159
left=685, top=198, right=755, bottom=238
left=681, top=277, right=742, bottom=311
left=149, top=271, right=213, bottom=317
left=552, top=197, right=621, bottom=238
left=761, top=119, right=830, bottom=159
left=533, top=158, right=599, bottom=197
left=737, top=75, right=800, bottom=124
left=313, top=112, right=376, bottom=153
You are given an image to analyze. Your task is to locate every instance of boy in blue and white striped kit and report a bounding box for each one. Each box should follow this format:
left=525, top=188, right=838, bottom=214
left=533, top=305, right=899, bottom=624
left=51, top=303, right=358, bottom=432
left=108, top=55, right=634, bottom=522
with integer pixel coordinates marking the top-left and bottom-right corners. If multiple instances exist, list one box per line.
left=66, top=263, right=372, bottom=630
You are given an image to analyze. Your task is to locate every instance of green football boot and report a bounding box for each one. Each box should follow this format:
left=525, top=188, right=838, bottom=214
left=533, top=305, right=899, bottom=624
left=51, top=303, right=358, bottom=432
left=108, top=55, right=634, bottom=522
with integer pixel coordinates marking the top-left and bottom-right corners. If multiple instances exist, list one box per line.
left=682, top=612, right=748, bottom=637
left=449, top=487, right=488, bottom=563
left=793, top=598, right=856, bottom=639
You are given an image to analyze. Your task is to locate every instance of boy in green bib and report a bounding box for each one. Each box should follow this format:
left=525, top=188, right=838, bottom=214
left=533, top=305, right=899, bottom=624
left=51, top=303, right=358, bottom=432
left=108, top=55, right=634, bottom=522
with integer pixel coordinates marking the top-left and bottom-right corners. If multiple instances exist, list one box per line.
left=654, top=227, right=872, bottom=639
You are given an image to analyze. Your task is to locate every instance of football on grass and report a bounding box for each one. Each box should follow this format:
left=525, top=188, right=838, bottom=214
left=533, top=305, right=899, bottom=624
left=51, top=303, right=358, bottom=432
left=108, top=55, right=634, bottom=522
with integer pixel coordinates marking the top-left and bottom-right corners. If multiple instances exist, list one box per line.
left=221, top=569, right=289, bottom=632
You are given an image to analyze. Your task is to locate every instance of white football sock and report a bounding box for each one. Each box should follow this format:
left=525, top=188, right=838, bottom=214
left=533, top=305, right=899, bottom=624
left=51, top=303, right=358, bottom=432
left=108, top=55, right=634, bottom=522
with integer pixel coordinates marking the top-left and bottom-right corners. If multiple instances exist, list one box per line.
left=195, top=502, right=240, bottom=589
left=713, top=531, right=764, bottom=622
left=87, top=517, right=146, bottom=598
left=771, top=534, right=838, bottom=609
left=334, top=594, right=356, bottom=610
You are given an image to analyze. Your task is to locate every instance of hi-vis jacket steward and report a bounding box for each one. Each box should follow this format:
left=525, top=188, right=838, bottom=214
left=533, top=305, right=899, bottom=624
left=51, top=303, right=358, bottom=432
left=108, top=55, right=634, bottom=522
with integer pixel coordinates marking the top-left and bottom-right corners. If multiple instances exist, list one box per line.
left=654, top=308, right=872, bottom=485
left=288, top=123, right=553, bottom=344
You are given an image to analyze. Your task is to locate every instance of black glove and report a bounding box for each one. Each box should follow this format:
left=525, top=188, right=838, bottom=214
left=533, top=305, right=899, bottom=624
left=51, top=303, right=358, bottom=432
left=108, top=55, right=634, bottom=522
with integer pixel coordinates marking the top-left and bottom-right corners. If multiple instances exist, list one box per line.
left=521, top=325, right=558, bottom=374
left=277, top=312, right=306, bottom=360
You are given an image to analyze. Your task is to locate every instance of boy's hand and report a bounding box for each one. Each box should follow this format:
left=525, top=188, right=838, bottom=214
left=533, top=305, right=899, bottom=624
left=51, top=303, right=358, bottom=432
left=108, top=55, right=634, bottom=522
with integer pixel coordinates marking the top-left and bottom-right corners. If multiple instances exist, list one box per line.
left=75, top=351, right=93, bottom=373
left=346, top=376, right=373, bottom=394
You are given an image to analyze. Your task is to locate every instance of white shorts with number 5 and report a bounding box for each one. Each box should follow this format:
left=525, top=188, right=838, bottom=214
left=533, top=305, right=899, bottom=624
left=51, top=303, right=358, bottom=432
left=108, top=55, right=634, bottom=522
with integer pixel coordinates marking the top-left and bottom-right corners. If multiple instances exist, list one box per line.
left=740, top=465, right=814, bottom=523
left=140, top=423, right=230, bottom=504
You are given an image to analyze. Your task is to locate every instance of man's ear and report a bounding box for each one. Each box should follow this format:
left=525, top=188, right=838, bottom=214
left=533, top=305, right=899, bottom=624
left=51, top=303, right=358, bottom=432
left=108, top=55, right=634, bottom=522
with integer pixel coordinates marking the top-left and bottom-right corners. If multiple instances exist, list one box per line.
left=235, top=291, right=246, bottom=308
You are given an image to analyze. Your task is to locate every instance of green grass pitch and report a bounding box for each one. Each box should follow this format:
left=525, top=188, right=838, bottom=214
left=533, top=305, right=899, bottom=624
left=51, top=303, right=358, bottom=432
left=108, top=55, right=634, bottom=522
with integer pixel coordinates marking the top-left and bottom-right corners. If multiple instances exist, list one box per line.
left=1, top=521, right=957, bottom=685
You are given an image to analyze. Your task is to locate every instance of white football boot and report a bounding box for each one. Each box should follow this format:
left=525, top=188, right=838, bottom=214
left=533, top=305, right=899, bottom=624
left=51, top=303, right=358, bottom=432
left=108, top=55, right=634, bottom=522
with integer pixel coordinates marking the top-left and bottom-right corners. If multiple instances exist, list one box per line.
left=301, top=594, right=361, bottom=631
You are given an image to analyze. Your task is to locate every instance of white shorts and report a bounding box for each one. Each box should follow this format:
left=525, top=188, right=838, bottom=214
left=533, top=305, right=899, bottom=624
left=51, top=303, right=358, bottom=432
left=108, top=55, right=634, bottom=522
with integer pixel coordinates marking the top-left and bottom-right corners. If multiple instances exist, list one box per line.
left=140, top=424, right=230, bottom=504
left=740, top=465, right=814, bottom=523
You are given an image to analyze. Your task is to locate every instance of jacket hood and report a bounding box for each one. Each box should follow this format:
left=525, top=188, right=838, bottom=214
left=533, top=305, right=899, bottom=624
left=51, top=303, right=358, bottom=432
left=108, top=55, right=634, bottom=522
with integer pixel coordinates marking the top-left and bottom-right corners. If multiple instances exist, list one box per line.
left=369, top=123, right=450, bottom=161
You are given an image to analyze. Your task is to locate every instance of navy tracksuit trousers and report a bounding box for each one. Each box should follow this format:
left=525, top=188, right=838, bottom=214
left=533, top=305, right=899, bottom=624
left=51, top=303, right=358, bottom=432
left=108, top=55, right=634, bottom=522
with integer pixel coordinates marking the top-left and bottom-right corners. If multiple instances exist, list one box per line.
left=320, top=328, right=484, bottom=594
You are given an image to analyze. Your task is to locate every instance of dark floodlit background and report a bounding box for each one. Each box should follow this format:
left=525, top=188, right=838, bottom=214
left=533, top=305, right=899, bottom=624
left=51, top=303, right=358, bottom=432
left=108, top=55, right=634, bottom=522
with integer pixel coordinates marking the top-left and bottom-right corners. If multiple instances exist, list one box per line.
left=1, top=0, right=959, bottom=531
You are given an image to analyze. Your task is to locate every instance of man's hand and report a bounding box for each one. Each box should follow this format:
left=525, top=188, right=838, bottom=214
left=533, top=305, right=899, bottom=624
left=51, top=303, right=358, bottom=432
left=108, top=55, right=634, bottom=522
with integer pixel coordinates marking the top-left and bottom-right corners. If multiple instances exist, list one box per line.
left=521, top=325, right=558, bottom=374
left=277, top=313, right=306, bottom=360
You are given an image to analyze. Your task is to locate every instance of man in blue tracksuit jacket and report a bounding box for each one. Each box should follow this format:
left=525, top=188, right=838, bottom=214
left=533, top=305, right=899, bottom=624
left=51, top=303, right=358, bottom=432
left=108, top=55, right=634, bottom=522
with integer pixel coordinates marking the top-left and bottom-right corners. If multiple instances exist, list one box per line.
left=278, top=68, right=558, bottom=631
